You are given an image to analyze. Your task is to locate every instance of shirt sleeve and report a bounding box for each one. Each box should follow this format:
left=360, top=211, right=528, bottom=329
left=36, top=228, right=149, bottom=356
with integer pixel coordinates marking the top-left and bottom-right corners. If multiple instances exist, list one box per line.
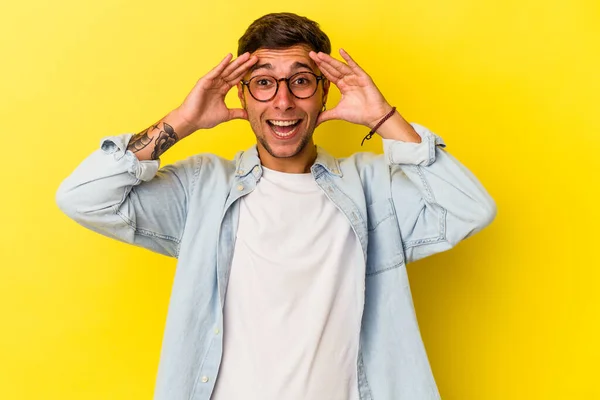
left=385, top=123, right=497, bottom=263
left=382, top=122, right=446, bottom=166
left=56, top=134, right=195, bottom=258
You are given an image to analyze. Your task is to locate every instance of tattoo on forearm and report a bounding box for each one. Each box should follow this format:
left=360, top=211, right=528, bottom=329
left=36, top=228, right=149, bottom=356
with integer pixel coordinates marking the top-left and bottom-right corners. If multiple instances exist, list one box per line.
left=127, top=124, right=157, bottom=153
left=127, top=122, right=179, bottom=160
left=151, top=123, right=178, bottom=159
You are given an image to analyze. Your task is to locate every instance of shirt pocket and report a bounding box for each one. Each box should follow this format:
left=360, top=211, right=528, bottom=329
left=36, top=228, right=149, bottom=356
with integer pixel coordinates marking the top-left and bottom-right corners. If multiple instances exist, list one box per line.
left=366, top=199, right=406, bottom=276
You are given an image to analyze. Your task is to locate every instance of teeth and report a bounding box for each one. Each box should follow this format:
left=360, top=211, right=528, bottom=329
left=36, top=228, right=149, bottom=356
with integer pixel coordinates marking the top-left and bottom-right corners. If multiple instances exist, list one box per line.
left=273, top=127, right=295, bottom=137
left=275, top=130, right=294, bottom=137
left=269, top=120, right=299, bottom=126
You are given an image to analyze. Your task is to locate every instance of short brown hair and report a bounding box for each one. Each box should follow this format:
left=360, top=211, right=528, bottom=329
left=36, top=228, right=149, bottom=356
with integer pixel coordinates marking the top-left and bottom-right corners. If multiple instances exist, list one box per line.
left=237, top=13, right=331, bottom=56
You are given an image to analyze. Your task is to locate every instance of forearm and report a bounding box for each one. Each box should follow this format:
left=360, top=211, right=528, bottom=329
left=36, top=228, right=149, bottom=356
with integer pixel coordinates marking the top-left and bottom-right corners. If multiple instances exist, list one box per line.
left=128, top=108, right=197, bottom=161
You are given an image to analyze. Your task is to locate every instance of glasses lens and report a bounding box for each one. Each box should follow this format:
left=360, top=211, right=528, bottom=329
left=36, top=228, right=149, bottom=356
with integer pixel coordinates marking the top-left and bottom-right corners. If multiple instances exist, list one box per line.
left=249, top=76, right=277, bottom=101
left=247, top=73, right=319, bottom=101
left=289, top=72, right=318, bottom=98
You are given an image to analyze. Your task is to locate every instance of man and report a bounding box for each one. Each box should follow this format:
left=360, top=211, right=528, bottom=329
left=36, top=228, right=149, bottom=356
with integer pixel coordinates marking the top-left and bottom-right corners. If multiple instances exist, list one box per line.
left=57, top=12, right=496, bottom=400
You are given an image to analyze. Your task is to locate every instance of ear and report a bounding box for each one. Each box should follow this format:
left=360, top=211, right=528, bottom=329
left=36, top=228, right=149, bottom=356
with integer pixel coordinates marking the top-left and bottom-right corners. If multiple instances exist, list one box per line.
left=322, top=79, right=330, bottom=106
left=237, top=82, right=246, bottom=109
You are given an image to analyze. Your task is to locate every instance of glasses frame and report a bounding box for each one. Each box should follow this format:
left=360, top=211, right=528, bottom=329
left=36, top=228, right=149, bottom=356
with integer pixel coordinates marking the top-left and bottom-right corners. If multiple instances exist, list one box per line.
left=240, top=71, right=326, bottom=102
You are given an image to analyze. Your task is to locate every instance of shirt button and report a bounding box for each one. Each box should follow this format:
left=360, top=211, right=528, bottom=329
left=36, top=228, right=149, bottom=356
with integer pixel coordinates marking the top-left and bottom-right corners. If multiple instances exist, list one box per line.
left=237, top=184, right=244, bottom=191
left=214, top=328, right=220, bottom=335
left=201, top=376, right=209, bottom=383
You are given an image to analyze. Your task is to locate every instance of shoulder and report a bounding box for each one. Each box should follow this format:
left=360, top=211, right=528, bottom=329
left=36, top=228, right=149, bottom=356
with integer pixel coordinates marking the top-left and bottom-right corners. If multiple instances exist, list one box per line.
left=167, top=151, right=238, bottom=175
left=157, top=152, right=238, bottom=197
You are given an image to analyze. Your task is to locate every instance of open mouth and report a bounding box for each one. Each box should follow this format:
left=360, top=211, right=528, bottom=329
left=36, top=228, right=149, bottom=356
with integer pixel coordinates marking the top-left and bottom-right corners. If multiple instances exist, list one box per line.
left=267, top=119, right=302, bottom=139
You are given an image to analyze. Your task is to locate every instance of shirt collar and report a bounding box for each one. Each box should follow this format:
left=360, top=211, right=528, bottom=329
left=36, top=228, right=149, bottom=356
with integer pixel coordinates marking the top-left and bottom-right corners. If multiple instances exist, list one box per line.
left=234, top=144, right=342, bottom=178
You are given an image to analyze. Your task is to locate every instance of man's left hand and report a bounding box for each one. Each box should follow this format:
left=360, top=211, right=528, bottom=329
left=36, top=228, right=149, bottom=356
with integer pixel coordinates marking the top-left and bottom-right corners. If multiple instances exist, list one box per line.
left=309, top=49, right=394, bottom=128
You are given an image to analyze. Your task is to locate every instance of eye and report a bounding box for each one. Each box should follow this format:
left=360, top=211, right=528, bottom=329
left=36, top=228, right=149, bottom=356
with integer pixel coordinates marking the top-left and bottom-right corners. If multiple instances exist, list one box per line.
left=291, top=74, right=313, bottom=86
left=253, top=76, right=275, bottom=87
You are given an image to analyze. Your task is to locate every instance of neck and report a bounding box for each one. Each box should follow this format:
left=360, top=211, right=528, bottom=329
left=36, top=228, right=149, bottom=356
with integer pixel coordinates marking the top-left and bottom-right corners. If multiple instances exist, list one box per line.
left=257, top=141, right=317, bottom=174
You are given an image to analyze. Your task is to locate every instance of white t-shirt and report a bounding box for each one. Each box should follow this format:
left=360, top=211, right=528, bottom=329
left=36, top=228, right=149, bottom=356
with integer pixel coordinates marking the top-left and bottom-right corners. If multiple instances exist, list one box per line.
left=211, top=166, right=365, bottom=400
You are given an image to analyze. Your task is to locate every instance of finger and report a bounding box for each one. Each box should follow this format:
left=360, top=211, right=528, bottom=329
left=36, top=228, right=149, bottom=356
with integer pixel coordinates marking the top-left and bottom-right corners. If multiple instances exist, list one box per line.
left=316, top=108, right=339, bottom=127
left=315, top=51, right=353, bottom=77
left=310, top=51, right=343, bottom=79
left=221, top=52, right=251, bottom=77
left=339, top=48, right=365, bottom=75
left=228, top=108, right=248, bottom=121
left=308, top=50, right=322, bottom=64
left=316, top=61, right=342, bottom=85
left=224, top=55, right=258, bottom=84
left=310, top=53, right=343, bottom=83
left=205, top=54, right=234, bottom=80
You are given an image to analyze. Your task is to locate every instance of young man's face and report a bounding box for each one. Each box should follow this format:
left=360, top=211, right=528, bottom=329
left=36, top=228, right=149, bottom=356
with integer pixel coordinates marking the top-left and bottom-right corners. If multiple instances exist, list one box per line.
left=238, top=45, right=329, bottom=160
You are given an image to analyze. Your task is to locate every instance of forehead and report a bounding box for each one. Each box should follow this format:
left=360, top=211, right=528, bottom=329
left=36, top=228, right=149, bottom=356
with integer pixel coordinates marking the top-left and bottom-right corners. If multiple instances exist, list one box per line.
left=249, top=45, right=317, bottom=73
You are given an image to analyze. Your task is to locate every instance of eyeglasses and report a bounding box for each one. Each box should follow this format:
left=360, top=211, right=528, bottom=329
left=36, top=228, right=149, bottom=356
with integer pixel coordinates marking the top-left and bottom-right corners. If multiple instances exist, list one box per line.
left=241, top=71, right=325, bottom=102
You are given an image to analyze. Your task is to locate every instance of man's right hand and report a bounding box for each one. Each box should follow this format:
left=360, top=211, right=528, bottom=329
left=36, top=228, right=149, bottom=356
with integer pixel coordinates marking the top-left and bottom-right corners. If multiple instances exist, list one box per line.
left=127, top=53, right=258, bottom=161
left=176, top=52, right=258, bottom=135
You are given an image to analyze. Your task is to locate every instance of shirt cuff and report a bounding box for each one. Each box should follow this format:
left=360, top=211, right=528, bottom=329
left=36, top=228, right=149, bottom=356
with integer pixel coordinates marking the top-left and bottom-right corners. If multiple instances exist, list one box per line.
left=382, top=123, right=446, bottom=166
left=100, top=134, right=160, bottom=182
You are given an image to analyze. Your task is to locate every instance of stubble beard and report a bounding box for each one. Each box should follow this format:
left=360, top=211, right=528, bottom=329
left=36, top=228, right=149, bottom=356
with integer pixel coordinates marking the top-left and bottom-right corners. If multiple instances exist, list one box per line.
left=253, top=118, right=317, bottom=159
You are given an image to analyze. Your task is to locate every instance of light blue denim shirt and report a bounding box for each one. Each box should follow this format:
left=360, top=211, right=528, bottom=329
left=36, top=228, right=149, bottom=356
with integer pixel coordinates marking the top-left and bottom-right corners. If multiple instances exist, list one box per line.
left=56, top=123, right=496, bottom=400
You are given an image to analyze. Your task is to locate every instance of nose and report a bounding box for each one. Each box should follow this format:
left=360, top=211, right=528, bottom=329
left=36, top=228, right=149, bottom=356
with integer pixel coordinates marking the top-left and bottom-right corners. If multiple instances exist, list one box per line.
left=272, top=79, right=295, bottom=111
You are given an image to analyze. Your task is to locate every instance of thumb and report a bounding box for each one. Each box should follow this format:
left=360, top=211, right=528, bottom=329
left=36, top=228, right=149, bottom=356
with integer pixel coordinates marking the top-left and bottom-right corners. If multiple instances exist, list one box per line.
left=228, top=108, right=248, bottom=121
left=316, top=109, right=338, bottom=127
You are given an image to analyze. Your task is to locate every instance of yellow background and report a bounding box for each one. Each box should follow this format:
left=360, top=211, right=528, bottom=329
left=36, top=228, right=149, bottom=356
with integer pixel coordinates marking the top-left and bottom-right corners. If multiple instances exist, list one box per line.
left=1, top=0, right=598, bottom=399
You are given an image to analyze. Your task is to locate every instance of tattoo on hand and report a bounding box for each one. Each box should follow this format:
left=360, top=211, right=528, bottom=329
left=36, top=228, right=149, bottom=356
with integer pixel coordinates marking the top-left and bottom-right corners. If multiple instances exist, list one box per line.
left=127, top=122, right=179, bottom=160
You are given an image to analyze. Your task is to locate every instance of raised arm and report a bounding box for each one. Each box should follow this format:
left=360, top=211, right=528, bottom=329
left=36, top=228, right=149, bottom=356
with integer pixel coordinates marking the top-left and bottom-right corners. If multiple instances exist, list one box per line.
left=56, top=53, right=258, bottom=257
left=310, top=49, right=496, bottom=263
left=126, top=52, right=258, bottom=161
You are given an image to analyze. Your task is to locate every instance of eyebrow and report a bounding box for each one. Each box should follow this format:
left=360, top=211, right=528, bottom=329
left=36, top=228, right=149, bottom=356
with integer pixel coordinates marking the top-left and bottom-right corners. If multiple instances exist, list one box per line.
left=249, top=61, right=314, bottom=74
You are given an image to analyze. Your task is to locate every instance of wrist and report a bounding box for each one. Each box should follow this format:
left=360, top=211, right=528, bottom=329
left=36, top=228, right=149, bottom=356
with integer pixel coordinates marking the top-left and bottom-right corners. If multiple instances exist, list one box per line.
left=168, top=108, right=198, bottom=139
left=367, top=103, right=394, bottom=130
left=375, top=112, right=421, bottom=143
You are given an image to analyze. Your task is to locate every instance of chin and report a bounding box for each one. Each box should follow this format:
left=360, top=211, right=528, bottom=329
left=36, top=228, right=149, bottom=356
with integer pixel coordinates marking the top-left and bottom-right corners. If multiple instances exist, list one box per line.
left=254, top=118, right=315, bottom=159
left=258, top=136, right=310, bottom=159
